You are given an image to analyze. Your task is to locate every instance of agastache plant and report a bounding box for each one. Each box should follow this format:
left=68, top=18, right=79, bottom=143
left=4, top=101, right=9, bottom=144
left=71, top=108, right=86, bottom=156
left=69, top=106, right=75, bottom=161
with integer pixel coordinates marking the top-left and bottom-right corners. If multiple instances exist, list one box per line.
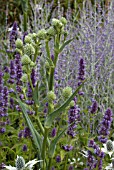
left=7, top=17, right=86, bottom=170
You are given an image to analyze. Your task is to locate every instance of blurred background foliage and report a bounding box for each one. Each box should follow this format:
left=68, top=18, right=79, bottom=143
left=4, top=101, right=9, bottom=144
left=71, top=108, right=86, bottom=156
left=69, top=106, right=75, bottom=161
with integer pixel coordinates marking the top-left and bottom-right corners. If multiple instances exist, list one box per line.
left=0, top=0, right=111, bottom=34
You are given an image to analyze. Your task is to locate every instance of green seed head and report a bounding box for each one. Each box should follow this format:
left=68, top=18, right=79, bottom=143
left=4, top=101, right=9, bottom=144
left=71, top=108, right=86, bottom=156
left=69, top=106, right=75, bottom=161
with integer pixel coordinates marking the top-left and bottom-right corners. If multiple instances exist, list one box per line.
left=21, top=55, right=31, bottom=65
left=16, top=39, right=23, bottom=49
left=21, top=74, right=28, bottom=83
left=37, top=29, right=47, bottom=39
left=15, top=156, right=25, bottom=170
left=24, top=44, right=35, bottom=57
left=52, top=18, right=60, bottom=27
left=106, top=140, right=114, bottom=152
left=69, top=100, right=75, bottom=107
left=60, top=17, right=67, bottom=25
left=47, top=91, right=56, bottom=102
left=30, top=61, right=36, bottom=67
left=24, top=35, right=32, bottom=44
left=47, top=27, right=56, bottom=36
left=63, top=86, right=72, bottom=99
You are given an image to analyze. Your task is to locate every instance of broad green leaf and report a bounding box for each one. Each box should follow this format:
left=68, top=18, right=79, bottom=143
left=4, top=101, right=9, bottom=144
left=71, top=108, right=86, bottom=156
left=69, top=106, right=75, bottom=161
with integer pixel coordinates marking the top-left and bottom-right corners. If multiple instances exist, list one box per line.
left=59, top=38, right=74, bottom=53
left=16, top=94, right=42, bottom=155
left=45, top=80, right=86, bottom=128
left=48, top=126, right=68, bottom=158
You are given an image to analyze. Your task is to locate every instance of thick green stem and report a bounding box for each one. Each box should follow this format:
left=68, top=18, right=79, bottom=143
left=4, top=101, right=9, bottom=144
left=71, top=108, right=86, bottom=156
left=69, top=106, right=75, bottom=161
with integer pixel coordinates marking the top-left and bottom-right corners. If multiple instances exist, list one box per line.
left=48, top=158, right=52, bottom=170
left=45, top=40, right=50, bottom=59
left=42, top=128, right=49, bottom=170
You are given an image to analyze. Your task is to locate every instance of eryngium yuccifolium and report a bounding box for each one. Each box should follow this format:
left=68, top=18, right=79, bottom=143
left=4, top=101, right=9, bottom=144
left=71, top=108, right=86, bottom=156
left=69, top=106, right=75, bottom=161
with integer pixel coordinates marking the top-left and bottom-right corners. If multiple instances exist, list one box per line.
left=47, top=91, right=56, bottom=102
left=24, top=44, right=35, bottom=57
left=60, top=17, right=67, bottom=25
left=24, top=35, right=32, bottom=44
left=21, top=74, right=28, bottom=83
left=62, top=86, right=72, bottom=99
left=47, top=27, right=56, bottom=36
left=106, top=140, right=114, bottom=152
left=52, top=18, right=63, bottom=28
left=21, top=55, right=31, bottom=65
left=37, top=29, right=47, bottom=39
left=15, top=39, right=23, bottom=49
left=15, top=156, right=25, bottom=170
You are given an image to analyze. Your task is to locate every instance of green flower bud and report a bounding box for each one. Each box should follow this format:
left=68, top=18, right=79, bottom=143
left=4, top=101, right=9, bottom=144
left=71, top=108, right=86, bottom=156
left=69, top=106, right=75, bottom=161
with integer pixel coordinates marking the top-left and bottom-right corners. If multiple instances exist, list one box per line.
left=15, top=156, right=25, bottom=170
left=24, top=35, right=32, bottom=44
left=24, top=44, right=35, bottom=57
left=45, top=61, right=50, bottom=68
left=15, top=48, right=23, bottom=55
left=30, top=61, right=36, bottom=67
left=60, top=17, right=67, bottom=25
left=32, top=33, right=37, bottom=41
left=52, top=18, right=60, bottom=27
left=69, top=100, right=75, bottom=107
left=63, top=86, right=72, bottom=99
left=47, top=91, right=56, bottom=102
left=21, top=54, right=31, bottom=65
left=21, top=74, right=28, bottom=83
left=15, top=39, right=23, bottom=49
left=106, top=140, right=114, bottom=152
left=37, top=29, right=47, bottom=39
left=47, top=27, right=56, bottom=36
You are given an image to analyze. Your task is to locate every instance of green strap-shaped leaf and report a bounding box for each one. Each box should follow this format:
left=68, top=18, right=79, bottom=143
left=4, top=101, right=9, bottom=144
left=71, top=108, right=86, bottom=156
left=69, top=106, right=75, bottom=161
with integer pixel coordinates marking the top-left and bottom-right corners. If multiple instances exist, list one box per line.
left=59, top=38, right=74, bottom=53
left=16, top=94, right=42, bottom=154
left=33, top=82, right=39, bottom=105
left=48, top=126, right=68, bottom=158
left=45, top=80, right=86, bottom=128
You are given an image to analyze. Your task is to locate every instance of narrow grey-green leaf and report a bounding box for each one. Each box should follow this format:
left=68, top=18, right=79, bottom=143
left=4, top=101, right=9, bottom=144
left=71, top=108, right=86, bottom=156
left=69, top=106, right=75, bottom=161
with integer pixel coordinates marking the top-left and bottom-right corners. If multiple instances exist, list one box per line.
left=16, top=94, right=42, bottom=153
left=49, top=126, right=67, bottom=158
left=59, top=38, right=74, bottom=53
left=45, top=80, right=86, bottom=128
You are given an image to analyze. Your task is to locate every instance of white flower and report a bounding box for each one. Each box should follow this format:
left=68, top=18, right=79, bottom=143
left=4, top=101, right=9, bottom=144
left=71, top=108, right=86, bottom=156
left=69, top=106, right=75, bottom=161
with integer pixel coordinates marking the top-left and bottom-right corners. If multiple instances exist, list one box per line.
left=4, top=156, right=43, bottom=170
left=105, top=158, right=114, bottom=170
left=101, top=140, right=114, bottom=157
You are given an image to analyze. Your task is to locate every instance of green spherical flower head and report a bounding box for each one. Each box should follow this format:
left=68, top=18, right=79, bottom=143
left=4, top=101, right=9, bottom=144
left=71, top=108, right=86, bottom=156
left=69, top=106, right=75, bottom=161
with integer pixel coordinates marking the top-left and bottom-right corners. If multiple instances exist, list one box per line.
left=24, top=35, right=32, bottom=44
left=32, top=33, right=37, bottom=41
left=37, top=29, right=47, bottom=39
left=21, top=74, right=28, bottom=83
left=21, top=55, right=31, bottom=65
left=15, top=48, right=23, bottom=55
left=52, top=18, right=60, bottom=27
left=69, top=100, right=75, bottom=107
left=15, top=156, right=25, bottom=170
left=60, top=17, right=67, bottom=25
left=47, top=27, right=56, bottom=36
left=106, top=140, right=114, bottom=152
left=63, top=86, right=72, bottom=99
left=24, top=44, right=35, bottom=57
left=47, top=91, right=56, bottom=102
left=16, top=39, right=23, bottom=49
left=30, top=61, right=36, bottom=67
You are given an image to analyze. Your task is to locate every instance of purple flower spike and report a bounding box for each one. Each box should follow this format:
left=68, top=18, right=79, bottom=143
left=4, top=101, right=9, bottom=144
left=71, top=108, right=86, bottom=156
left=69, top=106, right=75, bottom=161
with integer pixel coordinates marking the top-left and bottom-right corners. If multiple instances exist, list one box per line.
left=90, top=100, right=98, bottom=114
left=98, top=108, right=113, bottom=143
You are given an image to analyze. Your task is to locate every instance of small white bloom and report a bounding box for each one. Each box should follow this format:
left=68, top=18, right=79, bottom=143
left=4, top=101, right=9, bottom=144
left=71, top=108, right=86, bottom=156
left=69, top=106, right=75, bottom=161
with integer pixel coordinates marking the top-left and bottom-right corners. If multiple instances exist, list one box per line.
left=101, top=140, right=114, bottom=157
left=4, top=165, right=17, bottom=170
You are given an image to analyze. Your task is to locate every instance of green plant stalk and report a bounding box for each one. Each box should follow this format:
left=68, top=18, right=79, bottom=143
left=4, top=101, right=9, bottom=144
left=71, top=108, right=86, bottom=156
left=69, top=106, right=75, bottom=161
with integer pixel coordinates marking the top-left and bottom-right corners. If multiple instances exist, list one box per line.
left=49, top=34, right=60, bottom=91
left=42, top=128, right=49, bottom=170
left=23, top=12, right=28, bottom=32
left=48, top=158, right=52, bottom=170
left=63, top=154, right=68, bottom=170
left=45, top=40, right=51, bottom=59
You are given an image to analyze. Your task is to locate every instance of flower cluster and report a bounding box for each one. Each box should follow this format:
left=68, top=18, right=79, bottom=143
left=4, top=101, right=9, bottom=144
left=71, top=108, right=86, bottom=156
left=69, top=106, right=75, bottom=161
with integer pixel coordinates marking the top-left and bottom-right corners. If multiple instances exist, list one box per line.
left=86, top=139, right=105, bottom=170
left=67, top=97, right=80, bottom=138
left=98, top=108, right=113, bottom=143
left=9, top=21, right=18, bottom=50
